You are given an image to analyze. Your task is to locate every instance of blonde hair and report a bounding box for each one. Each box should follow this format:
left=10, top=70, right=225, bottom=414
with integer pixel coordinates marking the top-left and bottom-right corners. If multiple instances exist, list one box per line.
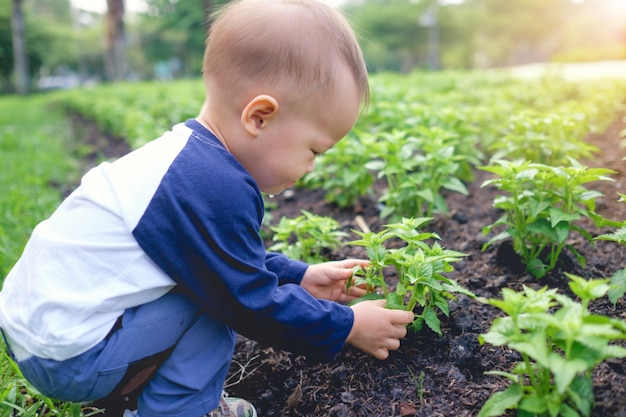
left=202, top=0, right=369, bottom=107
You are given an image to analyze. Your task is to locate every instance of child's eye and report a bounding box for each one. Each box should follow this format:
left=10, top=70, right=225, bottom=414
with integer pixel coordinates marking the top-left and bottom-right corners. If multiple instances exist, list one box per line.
left=312, top=150, right=320, bottom=157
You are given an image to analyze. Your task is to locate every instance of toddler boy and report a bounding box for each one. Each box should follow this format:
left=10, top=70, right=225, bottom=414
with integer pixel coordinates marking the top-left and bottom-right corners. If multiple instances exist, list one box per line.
left=0, top=1, right=414, bottom=416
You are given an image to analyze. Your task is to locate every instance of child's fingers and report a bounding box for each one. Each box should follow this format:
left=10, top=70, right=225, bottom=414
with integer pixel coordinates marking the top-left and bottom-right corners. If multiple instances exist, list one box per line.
left=335, top=258, right=370, bottom=270
left=387, top=308, right=415, bottom=326
left=373, top=347, right=389, bottom=360
left=346, top=285, right=367, bottom=297
left=374, top=337, right=401, bottom=360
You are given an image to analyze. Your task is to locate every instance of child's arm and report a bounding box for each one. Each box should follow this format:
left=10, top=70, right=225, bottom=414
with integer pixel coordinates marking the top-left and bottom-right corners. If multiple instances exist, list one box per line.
left=347, top=300, right=414, bottom=360
left=299, top=259, right=370, bottom=304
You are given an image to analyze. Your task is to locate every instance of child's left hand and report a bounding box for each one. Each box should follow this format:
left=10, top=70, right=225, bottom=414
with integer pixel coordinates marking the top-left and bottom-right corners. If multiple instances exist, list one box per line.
left=300, top=259, right=369, bottom=304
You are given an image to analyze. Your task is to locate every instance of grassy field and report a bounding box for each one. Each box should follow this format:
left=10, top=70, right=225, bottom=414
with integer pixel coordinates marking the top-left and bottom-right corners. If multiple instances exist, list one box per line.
left=0, top=93, right=86, bottom=417
left=0, top=94, right=78, bottom=278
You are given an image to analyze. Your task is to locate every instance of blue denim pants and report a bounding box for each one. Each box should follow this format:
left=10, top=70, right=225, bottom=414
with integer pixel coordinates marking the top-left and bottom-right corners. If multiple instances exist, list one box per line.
left=6, top=291, right=237, bottom=417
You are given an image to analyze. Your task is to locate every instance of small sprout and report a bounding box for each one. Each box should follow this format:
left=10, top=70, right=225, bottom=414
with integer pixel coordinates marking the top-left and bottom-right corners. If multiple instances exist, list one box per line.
left=268, top=210, right=347, bottom=263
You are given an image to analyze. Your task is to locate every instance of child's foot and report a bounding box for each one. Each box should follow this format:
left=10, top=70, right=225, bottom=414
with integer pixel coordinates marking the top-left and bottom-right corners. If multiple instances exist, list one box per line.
left=208, top=391, right=257, bottom=417
left=122, top=392, right=257, bottom=417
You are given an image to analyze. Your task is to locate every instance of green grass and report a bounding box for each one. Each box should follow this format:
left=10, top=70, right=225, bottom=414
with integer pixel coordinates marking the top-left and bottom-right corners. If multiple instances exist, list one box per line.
left=0, top=93, right=87, bottom=416
left=0, top=93, right=77, bottom=279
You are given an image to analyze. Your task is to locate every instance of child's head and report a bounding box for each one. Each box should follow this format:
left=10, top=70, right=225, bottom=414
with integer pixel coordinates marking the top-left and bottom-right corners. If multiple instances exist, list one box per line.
left=200, top=0, right=369, bottom=195
left=202, top=0, right=369, bottom=110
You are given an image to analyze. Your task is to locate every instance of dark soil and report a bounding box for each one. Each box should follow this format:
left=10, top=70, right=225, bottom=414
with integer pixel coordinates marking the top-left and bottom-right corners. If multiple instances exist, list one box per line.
left=75, top=113, right=626, bottom=417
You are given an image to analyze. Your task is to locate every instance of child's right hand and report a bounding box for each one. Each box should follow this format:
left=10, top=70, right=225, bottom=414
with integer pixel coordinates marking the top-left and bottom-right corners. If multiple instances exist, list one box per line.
left=346, top=299, right=414, bottom=360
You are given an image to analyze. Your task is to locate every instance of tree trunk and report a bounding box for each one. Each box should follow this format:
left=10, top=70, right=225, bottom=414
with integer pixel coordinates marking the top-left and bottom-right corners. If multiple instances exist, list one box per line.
left=11, top=0, right=28, bottom=94
left=105, top=0, right=126, bottom=82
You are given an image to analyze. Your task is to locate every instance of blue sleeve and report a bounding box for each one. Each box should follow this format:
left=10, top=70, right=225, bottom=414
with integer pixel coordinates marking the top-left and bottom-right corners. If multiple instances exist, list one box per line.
left=265, top=252, right=308, bottom=285
left=132, top=138, right=353, bottom=362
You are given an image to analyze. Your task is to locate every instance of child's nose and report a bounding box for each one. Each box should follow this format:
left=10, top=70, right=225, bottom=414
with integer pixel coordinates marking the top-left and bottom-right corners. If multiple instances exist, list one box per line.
left=306, top=160, right=316, bottom=172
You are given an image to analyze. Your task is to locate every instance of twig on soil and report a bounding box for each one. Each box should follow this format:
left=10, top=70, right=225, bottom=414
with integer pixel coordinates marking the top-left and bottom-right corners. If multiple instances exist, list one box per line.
left=224, top=353, right=262, bottom=388
left=354, top=215, right=371, bottom=233
left=286, top=371, right=303, bottom=411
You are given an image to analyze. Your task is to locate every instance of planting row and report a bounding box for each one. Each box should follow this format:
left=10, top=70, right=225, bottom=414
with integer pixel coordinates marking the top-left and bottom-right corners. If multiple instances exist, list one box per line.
left=52, top=71, right=626, bottom=417
left=267, top=208, right=626, bottom=417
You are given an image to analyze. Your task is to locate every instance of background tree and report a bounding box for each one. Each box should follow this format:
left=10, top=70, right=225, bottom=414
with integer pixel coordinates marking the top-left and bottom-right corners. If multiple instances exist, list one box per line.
left=138, top=0, right=229, bottom=78
left=1, top=0, right=625, bottom=93
left=346, top=0, right=477, bottom=72
left=0, top=0, right=52, bottom=93
left=346, top=0, right=430, bottom=72
left=0, top=5, right=13, bottom=92
left=11, top=0, right=27, bottom=94
left=106, top=0, right=126, bottom=81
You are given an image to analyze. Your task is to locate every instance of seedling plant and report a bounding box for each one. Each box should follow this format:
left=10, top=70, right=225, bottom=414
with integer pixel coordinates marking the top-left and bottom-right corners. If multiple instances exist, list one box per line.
left=299, top=128, right=378, bottom=208
left=268, top=210, right=347, bottom=263
left=478, top=274, right=626, bottom=417
left=481, top=158, right=616, bottom=278
left=346, top=217, right=473, bottom=334
left=489, top=109, right=597, bottom=166
left=595, top=193, right=626, bottom=305
left=366, top=127, right=471, bottom=220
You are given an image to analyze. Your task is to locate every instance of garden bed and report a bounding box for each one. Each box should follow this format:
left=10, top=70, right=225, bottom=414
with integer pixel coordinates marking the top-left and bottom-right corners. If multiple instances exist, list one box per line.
left=223, top=114, right=626, bottom=417
left=70, top=107, right=626, bottom=417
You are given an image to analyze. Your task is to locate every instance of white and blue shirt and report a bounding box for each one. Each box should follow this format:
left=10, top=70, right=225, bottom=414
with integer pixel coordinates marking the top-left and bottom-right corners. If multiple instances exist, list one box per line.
left=0, top=120, right=354, bottom=362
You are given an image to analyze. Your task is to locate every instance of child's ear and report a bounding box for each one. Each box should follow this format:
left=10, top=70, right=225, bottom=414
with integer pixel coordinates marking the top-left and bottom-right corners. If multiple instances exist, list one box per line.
left=241, top=95, right=279, bottom=136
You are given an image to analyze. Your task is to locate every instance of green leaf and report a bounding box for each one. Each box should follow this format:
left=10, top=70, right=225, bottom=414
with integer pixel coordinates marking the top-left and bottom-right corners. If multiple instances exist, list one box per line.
left=480, top=316, right=518, bottom=346
left=478, top=383, right=523, bottom=417
left=519, top=395, right=548, bottom=414
left=411, top=316, right=424, bottom=332
left=559, top=403, right=583, bottom=417
left=608, top=268, right=626, bottom=305
left=516, top=167, right=539, bottom=181
left=483, top=370, right=519, bottom=383
left=596, top=226, right=626, bottom=244
left=567, top=375, right=594, bottom=417
left=526, top=218, right=559, bottom=242
left=527, top=258, right=547, bottom=279
left=566, top=273, right=610, bottom=302
left=422, top=306, right=442, bottom=335
left=509, top=333, right=550, bottom=367
left=553, top=221, right=571, bottom=244
left=482, top=231, right=510, bottom=251
left=386, top=292, right=406, bottom=310
left=548, top=207, right=580, bottom=228
left=364, top=159, right=385, bottom=171
left=528, top=199, right=551, bottom=220
left=433, top=294, right=450, bottom=316
left=442, top=176, right=469, bottom=195
left=547, top=353, right=589, bottom=394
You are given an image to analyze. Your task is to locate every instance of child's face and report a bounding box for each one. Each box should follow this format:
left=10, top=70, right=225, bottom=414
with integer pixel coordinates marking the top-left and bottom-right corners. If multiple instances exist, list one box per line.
left=240, top=72, right=362, bottom=196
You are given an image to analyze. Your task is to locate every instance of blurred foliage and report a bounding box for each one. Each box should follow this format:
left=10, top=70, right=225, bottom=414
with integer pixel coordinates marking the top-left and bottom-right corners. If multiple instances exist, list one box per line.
left=136, top=0, right=230, bottom=77
left=0, top=0, right=625, bottom=92
left=0, top=0, right=105, bottom=91
left=347, top=0, right=626, bottom=71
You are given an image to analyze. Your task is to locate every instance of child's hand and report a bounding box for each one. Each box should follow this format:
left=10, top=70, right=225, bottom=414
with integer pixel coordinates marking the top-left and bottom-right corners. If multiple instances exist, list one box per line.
left=300, top=259, right=369, bottom=304
left=346, top=300, right=414, bottom=360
